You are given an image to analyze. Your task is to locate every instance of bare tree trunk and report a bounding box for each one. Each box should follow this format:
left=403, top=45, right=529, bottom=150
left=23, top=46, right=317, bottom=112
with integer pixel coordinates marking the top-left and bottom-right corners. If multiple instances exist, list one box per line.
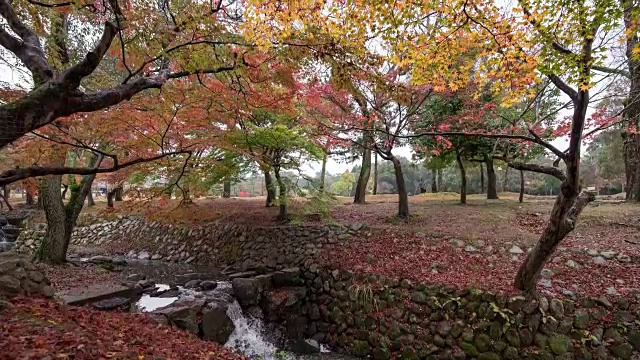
left=480, top=163, right=485, bottom=194
left=373, top=152, right=378, bottom=195
left=486, top=157, right=498, bottom=199
left=265, top=171, right=276, bottom=207
left=391, top=156, right=409, bottom=219
left=519, top=170, right=525, bottom=203
left=107, top=190, right=115, bottom=208
left=431, top=168, right=438, bottom=193
left=274, top=168, right=288, bottom=221
left=354, top=146, right=371, bottom=204
left=86, top=190, right=95, bottom=207
left=223, top=181, right=231, bottom=198
left=181, top=183, right=192, bottom=204
left=319, top=152, right=328, bottom=192
left=437, top=169, right=443, bottom=192
left=456, top=150, right=466, bottom=205
left=2, top=185, right=9, bottom=199
left=114, top=186, right=123, bottom=201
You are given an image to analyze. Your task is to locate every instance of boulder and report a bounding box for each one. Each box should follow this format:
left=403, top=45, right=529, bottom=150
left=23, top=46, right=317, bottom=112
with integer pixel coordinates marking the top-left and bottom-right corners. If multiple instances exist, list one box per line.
left=200, top=281, right=218, bottom=291
left=185, top=279, right=202, bottom=289
left=152, top=299, right=205, bottom=335
left=201, top=297, right=235, bottom=343
left=272, top=268, right=302, bottom=287
left=232, top=277, right=264, bottom=307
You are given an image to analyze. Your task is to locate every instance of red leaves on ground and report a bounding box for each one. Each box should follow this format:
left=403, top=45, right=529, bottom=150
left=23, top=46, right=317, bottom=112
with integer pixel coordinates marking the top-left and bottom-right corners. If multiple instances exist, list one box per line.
left=0, top=297, right=246, bottom=360
left=40, top=263, right=122, bottom=291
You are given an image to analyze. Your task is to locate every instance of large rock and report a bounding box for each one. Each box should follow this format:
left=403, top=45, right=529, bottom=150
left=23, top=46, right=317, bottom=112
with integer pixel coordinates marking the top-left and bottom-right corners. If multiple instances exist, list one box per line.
left=232, top=277, right=264, bottom=307
left=152, top=299, right=206, bottom=335
left=201, top=296, right=235, bottom=343
left=272, top=268, right=302, bottom=287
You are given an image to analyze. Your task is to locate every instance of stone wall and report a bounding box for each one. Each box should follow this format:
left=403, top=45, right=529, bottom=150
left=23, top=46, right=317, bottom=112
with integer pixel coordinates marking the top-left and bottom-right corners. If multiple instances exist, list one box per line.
left=0, top=253, right=54, bottom=298
left=15, top=216, right=364, bottom=271
left=236, top=265, right=640, bottom=360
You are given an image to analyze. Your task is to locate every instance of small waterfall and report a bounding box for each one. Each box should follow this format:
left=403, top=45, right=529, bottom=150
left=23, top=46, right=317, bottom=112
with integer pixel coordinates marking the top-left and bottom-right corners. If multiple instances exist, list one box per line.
left=224, top=300, right=281, bottom=360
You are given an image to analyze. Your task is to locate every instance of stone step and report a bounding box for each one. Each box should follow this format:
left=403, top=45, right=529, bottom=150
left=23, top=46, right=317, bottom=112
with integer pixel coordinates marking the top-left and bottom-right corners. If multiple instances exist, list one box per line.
left=58, top=283, right=142, bottom=306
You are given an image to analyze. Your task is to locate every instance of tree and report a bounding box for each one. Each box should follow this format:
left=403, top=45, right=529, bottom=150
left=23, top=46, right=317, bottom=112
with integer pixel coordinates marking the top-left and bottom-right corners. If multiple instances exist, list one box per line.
left=331, top=172, right=356, bottom=196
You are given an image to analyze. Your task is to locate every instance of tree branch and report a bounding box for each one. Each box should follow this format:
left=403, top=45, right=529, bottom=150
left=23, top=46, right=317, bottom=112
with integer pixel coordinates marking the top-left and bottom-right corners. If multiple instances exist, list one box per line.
left=547, top=74, right=578, bottom=102
left=0, top=150, right=191, bottom=186
left=592, top=65, right=630, bottom=78
left=504, top=160, right=567, bottom=182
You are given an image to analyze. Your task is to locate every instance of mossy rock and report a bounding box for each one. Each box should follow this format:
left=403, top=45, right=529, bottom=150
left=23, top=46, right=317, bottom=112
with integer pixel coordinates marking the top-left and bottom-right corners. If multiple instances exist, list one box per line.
left=460, top=342, right=479, bottom=357
left=548, top=335, right=570, bottom=355
left=371, top=347, right=390, bottom=360
left=628, top=330, right=640, bottom=351
left=611, top=343, right=632, bottom=360
left=478, top=352, right=501, bottom=360
left=351, top=340, right=372, bottom=357
left=475, top=333, right=492, bottom=352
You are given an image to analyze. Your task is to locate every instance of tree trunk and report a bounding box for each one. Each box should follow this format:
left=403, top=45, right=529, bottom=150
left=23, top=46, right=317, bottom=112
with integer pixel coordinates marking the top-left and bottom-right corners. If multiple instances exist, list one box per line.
left=480, top=163, right=485, bottom=193
left=86, top=190, right=95, bottom=207
left=503, top=167, right=510, bottom=192
left=519, top=170, right=525, bottom=203
left=274, top=168, right=288, bottom=220
left=37, top=157, right=100, bottom=264
left=486, top=158, right=498, bottom=199
left=181, top=182, right=192, bottom=204
left=223, top=181, right=231, bottom=198
left=61, top=184, right=68, bottom=200
left=265, top=171, right=276, bottom=207
left=37, top=176, right=68, bottom=264
left=373, top=152, right=378, bottom=195
left=437, top=169, right=443, bottom=192
left=391, top=156, right=409, bottom=219
left=107, top=190, right=115, bottom=208
left=514, top=81, right=593, bottom=291
left=431, top=168, right=438, bottom=193
left=2, top=185, right=9, bottom=199
left=319, top=152, right=328, bottom=192
left=26, top=191, right=34, bottom=206
left=354, top=147, right=372, bottom=204
left=114, top=186, right=123, bottom=201
left=456, top=150, right=466, bottom=204
left=623, top=0, right=640, bottom=201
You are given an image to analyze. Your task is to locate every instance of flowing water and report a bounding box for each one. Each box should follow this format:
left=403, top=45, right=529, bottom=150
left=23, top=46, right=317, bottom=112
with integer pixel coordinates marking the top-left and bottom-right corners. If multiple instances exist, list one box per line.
left=136, top=283, right=351, bottom=360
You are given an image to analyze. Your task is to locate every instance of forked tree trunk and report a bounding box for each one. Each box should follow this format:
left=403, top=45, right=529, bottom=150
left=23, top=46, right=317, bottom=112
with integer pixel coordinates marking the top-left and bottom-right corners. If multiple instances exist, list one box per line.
left=354, top=146, right=371, bottom=204
left=519, top=170, right=525, bottom=203
left=373, top=152, right=378, bottom=195
left=223, top=181, right=231, bottom=198
left=319, top=152, right=328, bottom=192
left=431, top=168, right=438, bottom=193
left=480, top=163, right=485, bottom=193
left=456, top=150, right=466, bottom=204
left=486, top=157, right=498, bottom=199
left=264, top=171, right=276, bottom=207
left=274, top=169, right=288, bottom=221
left=391, top=155, right=409, bottom=219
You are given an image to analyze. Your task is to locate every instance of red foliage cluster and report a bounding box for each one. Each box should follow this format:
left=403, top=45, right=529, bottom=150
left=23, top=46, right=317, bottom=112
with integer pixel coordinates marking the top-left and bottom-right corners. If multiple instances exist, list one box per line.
left=0, top=297, right=246, bottom=360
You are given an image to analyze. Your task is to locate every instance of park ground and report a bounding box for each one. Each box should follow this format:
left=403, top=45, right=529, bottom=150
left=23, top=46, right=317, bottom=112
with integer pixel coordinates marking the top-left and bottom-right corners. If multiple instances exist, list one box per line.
left=3, top=193, right=639, bottom=359
left=41, top=192, right=640, bottom=300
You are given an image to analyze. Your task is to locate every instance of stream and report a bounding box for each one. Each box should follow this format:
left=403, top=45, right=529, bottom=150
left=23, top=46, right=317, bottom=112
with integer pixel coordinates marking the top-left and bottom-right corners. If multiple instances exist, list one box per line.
left=135, top=282, right=352, bottom=360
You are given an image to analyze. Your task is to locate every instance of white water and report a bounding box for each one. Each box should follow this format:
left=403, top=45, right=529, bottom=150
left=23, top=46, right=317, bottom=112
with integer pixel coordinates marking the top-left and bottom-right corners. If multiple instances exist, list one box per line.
left=224, top=300, right=282, bottom=359
left=137, top=285, right=178, bottom=312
